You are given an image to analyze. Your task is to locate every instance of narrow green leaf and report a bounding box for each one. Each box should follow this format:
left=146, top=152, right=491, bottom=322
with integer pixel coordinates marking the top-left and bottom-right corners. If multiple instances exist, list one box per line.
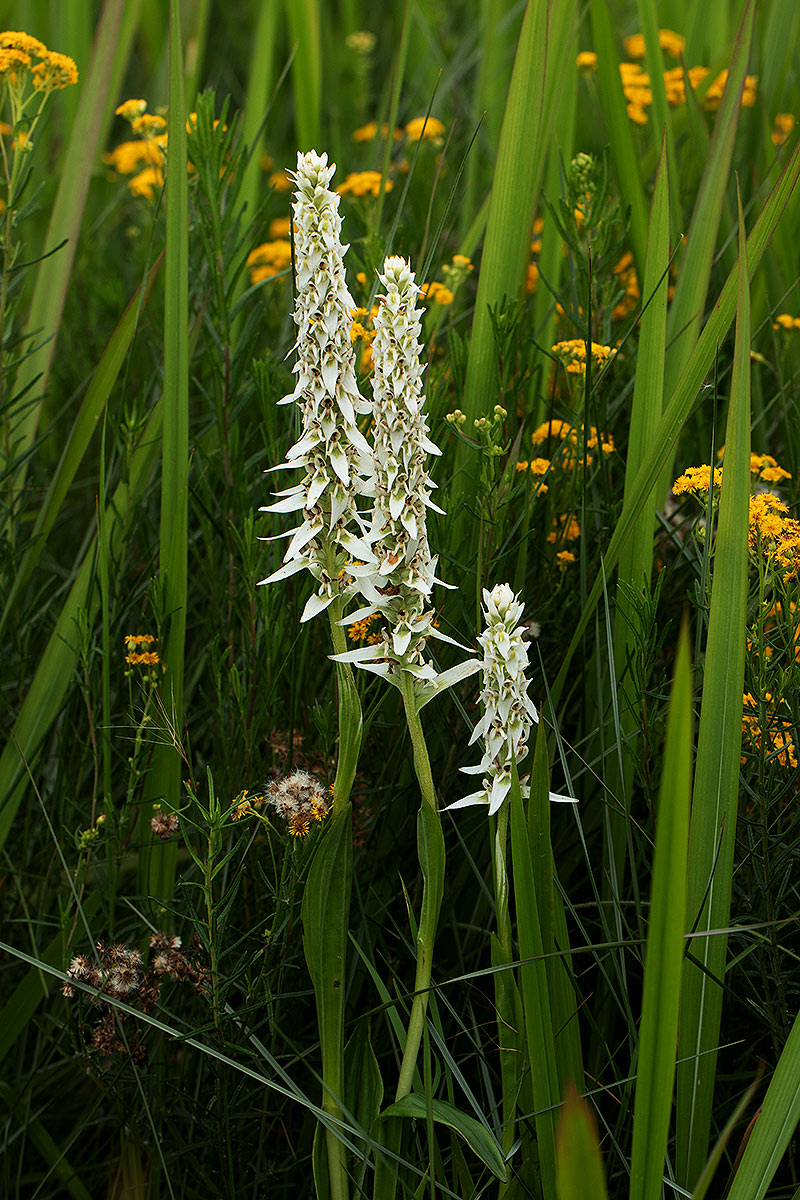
left=285, top=0, right=322, bottom=150
left=676, top=185, right=752, bottom=1189
left=589, top=0, right=649, bottom=278
left=609, top=130, right=670, bottom=880
left=0, top=253, right=163, bottom=638
left=726, top=1014, right=800, bottom=1200
left=457, top=0, right=575, bottom=448
left=143, top=0, right=190, bottom=899
left=510, top=758, right=560, bottom=1198
left=556, top=1085, right=609, bottom=1200
left=629, top=618, right=693, bottom=1200
left=529, top=721, right=584, bottom=1097
left=663, top=0, right=754, bottom=402
left=380, top=1095, right=507, bottom=1182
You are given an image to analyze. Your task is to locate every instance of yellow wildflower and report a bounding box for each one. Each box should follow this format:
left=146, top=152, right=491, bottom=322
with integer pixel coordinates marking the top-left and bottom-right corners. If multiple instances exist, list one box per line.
left=247, top=238, right=292, bottom=284
left=548, top=515, right=581, bottom=544
left=419, top=281, right=454, bottom=305
left=0, top=31, right=46, bottom=57
left=352, top=120, right=402, bottom=142
left=672, top=465, right=723, bottom=495
left=32, top=48, right=78, bottom=90
left=128, top=165, right=164, bottom=198
left=772, top=113, right=795, bottom=147
left=404, top=116, right=445, bottom=141
left=557, top=550, right=576, bottom=565
left=268, top=169, right=291, bottom=192
left=115, top=98, right=147, bottom=121
left=103, top=138, right=164, bottom=175
left=269, top=215, right=291, bottom=239
left=336, top=170, right=393, bottom=198
left=576, top=51, right=597, bottom=71
left=132, top=112, right=166, bottom=136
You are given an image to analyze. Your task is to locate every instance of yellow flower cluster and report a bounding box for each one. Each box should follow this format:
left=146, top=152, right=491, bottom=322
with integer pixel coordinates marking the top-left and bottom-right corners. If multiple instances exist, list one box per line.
left=247, top=239, right=291, bottom=285
left=352, top=120, right=402, bottom=143
left=124, top=633, right=160, bottom=668
left=350, top=304, right=380, bottom=372
left=623, top=29, right=685, bottom=59
left=105, top=99, right=168, bottom=197
left=336, top=170, right=393, bottom=198
left=612, top=251, right=641, bottom=320
left=551, top=339, right=615, bottom=375
left=674, top=460, right=800, bottom=580
left=547, top=514, right=581, bottom=545
left=404, top=116, right=445, bottom=142
left=531, top=419, right=615, bottom=454
left=419, top=280, right=454, bottom=306
left=742, top=693, right=797, bottom=770
left=772, top=113, right=795, bottom=147
left=672, top=465, right=724, bottom=495
left=0, top=31, right=78, bottom=92
left=288, top=797, right=330, bottom=838
left=773, top=313, right=800, bottom=332
left=578, top=36, right=758, bottom=125
left=347, top=612, right=384, bottom=644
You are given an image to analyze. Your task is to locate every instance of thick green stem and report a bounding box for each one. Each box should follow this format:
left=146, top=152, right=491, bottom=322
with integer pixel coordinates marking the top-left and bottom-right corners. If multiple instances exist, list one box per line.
left=491, top=802, right=521, bottom=1186
left=395, top=669, right=443, bottom=1103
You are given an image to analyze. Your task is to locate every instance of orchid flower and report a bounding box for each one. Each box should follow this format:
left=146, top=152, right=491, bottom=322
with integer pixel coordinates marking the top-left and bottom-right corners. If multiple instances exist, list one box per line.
left=445, top=583, right=576, bottom=815
left=332, top=255, right=479, bottom=700
left=258, top=150, right=374, bottom=621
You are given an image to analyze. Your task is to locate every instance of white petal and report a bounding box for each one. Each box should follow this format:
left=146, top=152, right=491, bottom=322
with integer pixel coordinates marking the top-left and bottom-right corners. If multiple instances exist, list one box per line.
left=301, top=591, right=336, bottom=622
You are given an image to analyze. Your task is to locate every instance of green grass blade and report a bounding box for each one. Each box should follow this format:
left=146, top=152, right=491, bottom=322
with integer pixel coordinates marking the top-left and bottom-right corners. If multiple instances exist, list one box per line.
left=556, top=1086, right=609, bottom=1200
left=725, top=1015, right=800, bottom=1200
left=510, top=757, right=561, bottom=1198
left=588, top=0, right=649, bottom=278
left=663, top=0, right=754, bottom=399
left=635, top=0, right=680, bottom=238
left=285, top=0, right=322, bottom=150
left=237, top=2, right=280, bottom=233
left=457, top=0, right=575, bottom=457
left=0, top=253, right=163, bottom=638
left=609, top=131, right=670, bottom=876
left=0, top=400, right=163, bottom=851
left=143, top=0, right=189, bottom=901
left=675, top=185, right=752, bottom=1190
left=380, top=1095, right=507, bottom=1182
left=549, top=133, right=800, bottom=710
left=629, top=617, right=693, bottom=1200
left=7, top=0, right=125, bottom=499
left=529, top=722, right=584, bottom=1095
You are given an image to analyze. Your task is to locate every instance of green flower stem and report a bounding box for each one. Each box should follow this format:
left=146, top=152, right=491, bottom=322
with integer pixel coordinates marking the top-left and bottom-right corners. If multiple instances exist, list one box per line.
left=491, top=801, right=522, bottom=1183
left=395, top=667, right=444, bottom=1103
left=303, top=541, right=362, bottom=1200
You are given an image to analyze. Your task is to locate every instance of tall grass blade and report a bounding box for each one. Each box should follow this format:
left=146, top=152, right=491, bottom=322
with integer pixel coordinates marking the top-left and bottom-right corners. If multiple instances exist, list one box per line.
left=510, top=757, right=560, bottom=1198
left=6, top=0, right=125, bottom=502
left=629, top=617, right=692, bottom=1200
left=0, top=253, right=163, bottom=637
left=663, top=0, right=754, bottom=402
left=555, top=1085, right=608, bottom=1200
left=588, top=0, right=649, bottom=277
left=142, top=0, right=190, bottom=901
left=456, top=0, right=575, bottom=486
left=609, top=131, right=670, bottom=879
left=549, top=134, right=800, bottom=708
left=675, top=185, right=751, bottom=1189
left=285, top=0, right=322, bottom=150
left=725, top=1013, right=800, bottom=1200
